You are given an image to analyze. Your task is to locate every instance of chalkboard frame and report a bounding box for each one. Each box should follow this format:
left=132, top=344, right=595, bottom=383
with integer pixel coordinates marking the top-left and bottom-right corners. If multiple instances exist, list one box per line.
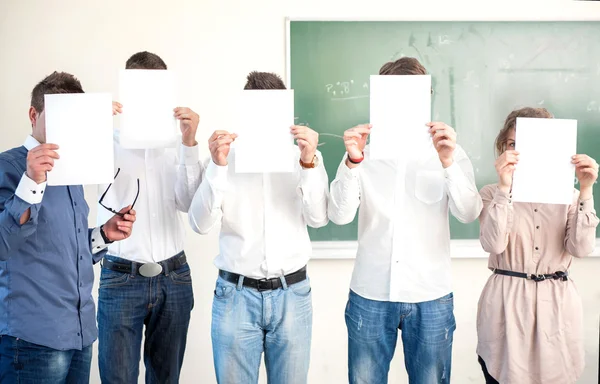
left=286, top=17, right=600, bottom=259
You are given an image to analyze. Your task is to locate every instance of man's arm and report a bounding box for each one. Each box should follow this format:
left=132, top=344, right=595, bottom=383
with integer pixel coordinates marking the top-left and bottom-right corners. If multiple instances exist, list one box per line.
left=0, top=159, right=45, bottom=260
left=297, top=151, right=329, bottom=228
left=174, top=143, right=204, bottom=212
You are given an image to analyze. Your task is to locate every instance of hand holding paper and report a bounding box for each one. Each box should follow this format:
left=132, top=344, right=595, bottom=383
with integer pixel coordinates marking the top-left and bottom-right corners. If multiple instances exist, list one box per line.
left=572, top=154, right=598, bottom=199
left=26, top=143, right=60, bottom=184
left=428, top=122, right=457, bottom=168
left=209, top=130, right=237, bottom=166
left=291, top=125, right=318, bottom=163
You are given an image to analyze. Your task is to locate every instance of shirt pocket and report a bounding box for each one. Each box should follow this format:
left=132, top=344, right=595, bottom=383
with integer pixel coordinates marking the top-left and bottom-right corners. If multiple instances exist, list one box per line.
left=414, top=169, right=445, bottom=204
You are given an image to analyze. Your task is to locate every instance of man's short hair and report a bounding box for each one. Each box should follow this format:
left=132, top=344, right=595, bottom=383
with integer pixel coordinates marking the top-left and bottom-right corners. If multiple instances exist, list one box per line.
left=378, top=57, right=427, bottom=76
left=244, top=71, right=286, bottom=90
left=125, top=51, right=167, bottom=70
left=30, top=71, right=84, bottom=113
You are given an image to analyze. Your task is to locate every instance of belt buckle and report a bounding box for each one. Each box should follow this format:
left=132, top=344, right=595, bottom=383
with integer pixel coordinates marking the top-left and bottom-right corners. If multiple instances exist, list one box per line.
left=256, top=278, right=273, bottom=292
left=139, top=262, right=163, bottom=277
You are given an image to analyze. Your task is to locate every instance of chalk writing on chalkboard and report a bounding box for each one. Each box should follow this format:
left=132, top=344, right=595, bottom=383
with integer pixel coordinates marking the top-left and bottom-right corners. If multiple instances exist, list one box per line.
left=325, top=80, right=369, bottom=101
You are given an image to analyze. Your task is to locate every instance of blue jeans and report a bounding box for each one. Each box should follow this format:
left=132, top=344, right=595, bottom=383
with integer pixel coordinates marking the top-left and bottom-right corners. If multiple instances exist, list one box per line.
left=0, top=335, right=91, bottom=384
left=211, top=275, right=312, bottom=384
left=97, top=255, right=194, bottom=384
left=346, top=290, right=456, bottom=384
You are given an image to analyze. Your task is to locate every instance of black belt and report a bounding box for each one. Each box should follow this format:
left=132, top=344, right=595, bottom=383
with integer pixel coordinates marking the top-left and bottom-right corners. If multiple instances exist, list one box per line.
left=493, top=268, right=568, bottom=282
left=219, top=266, right=307, bottom=292
left=102, top=252, right=187, bottom=277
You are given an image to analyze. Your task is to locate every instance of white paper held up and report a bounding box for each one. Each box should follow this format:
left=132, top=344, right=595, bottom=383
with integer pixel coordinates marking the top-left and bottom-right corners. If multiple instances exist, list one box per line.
left=234, top=90, right=295, bottom=173
left=45, top=93, right=114, bottom=186
left=369, top=75, right=431, bottom=160
left=511, top=117, right=577, bottom=205
left=118, top=69, right=178, bottom=149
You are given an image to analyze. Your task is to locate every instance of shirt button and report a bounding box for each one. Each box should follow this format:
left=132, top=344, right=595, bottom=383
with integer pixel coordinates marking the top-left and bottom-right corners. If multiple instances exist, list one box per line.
left=78, top=228, right=81, bottom=233
left=80, top=256, right=83, bottom=260
left=536, top=226, right=540, bottom=229
left=80, top=282, right=83, bottom=287
left=74, top=202, right=77, bottom=206
left=534, top=209, right=538, bottom=212
left=535, top=247, right=539, bottom=251
left=77, top=333, right=80, bottom=336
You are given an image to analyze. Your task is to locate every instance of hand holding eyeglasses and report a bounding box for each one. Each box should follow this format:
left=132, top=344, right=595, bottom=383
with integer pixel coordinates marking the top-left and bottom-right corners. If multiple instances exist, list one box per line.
left=102, top=205, right=137, bottom=242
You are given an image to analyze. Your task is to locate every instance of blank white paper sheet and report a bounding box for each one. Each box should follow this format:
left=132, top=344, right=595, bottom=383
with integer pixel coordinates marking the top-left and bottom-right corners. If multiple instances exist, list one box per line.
left=511, top=117, right=577, bottom=205
left=369, top=75, right=431, bottom=160
left=234, top=90, right=295, bottom=173
left=45, top=93, right=114, bottom=186
left=118, top=69, right=178, bottom=149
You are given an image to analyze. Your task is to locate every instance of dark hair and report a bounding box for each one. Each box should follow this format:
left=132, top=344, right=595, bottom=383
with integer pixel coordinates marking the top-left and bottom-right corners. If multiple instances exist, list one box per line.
left=125, top=51, right=167, bottom=70
left=495, top=107, right=554, bottom=156
left=379, top=57, right=427, bottom=76
left=244, top=71, right=286, bottom=90
left=30, top=71, right=84, bottom=113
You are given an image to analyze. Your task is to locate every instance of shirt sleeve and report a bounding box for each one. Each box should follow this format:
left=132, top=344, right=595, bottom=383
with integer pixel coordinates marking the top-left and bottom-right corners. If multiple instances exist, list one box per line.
left=174, top=143, right=204, bottom=213
left=564, top=190, right=599, bottom=257
left=296, top=151, right=329, bottom=228
left=445, top=148, right=483, bottom=223
left=188, top=159, right=227, bottom=235
left=328, top=154, right=361, bottom=225
left=0, top=165, right=43, bottom=261
left=479, top=184, right=514, bottom=255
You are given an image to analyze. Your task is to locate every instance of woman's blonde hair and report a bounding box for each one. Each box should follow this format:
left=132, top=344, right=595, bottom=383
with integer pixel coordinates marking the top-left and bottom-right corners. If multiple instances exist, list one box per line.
left=495, top=107, right=554, bottom=156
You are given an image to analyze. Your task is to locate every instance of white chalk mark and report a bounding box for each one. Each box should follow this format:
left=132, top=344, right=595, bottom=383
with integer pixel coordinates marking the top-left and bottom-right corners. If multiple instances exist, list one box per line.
left=438, top=35, right=452, bottom=45
left=332, top=91, right=336, bottom=96
left=586, top=101, right=597, bottom=111
left=351, top=80, right=354, bottom=84
left=363, top=82, right=369, bottom=89
left=320, top=133, right=344, bottom=139
left=325, top=84, right=333, bottom=93
left=331, top=95, right=369, bottom=101
left=538, top=100, right=545, bottom=105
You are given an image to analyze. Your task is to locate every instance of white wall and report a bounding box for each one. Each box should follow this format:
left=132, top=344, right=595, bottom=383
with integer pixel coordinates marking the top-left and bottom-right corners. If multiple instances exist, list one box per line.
left=1, top=0, right=599, bottom=383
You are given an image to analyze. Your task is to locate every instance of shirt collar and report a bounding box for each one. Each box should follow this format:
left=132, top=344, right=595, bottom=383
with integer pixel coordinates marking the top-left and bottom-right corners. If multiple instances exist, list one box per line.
left=23, top=135, right=41, bottom=151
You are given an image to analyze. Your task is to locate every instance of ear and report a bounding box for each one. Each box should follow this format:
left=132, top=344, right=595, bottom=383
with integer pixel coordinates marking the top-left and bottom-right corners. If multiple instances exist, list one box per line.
left=29, top=106, right=38, bottom=127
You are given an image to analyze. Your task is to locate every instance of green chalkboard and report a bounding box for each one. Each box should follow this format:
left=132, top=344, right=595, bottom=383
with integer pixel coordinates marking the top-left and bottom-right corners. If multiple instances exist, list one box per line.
left=289, top=20, right=600, bottom=242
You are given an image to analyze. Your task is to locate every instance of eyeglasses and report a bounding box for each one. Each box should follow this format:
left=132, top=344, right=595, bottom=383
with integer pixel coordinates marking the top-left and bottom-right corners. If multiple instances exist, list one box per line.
left=99, top=168, right=140, bottom=217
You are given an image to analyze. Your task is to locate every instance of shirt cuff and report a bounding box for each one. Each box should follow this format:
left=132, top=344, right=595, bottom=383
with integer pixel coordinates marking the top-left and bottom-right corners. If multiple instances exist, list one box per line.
left=443, top=161, right=462, bottom=180
left=179, top=143, right=200, bottom=166
left=205, top=160, right=229, bottom=191
left=15, top=173, right=46, bottom=204
left=493, top=187, right=512, bottom=205
left=340, top=155, right=360, bottom=180
left=577, top=197, right=594, bottom=213
left=90, top=227, right=109, bottom=255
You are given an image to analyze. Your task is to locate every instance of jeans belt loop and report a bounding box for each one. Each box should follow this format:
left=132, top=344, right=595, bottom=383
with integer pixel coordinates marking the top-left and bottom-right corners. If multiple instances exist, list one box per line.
left=236, top=274, right=244, bottom=291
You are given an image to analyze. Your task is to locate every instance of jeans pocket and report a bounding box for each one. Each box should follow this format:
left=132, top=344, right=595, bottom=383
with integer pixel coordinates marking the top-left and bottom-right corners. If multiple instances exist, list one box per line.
left=99, top=269, right=129, bottom=289
left=213, top=279, right=235, bottom=300
left=289, top=279, right=311, bottom=297
left=438, top=292, right=454, bottom=304
left=170, top=265, right=192, bottom=285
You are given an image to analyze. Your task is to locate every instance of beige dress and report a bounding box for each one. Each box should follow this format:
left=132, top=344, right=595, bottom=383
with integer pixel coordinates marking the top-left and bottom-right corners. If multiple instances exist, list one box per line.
left=477, top=184, right=599, bottom=384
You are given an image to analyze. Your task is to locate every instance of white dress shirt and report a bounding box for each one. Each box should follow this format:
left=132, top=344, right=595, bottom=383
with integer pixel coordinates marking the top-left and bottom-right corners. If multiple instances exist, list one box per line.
left=329, top=143, right=483, bottom=303
left=97, top=138, right=202, bottom=263
left=188, top=147, right=329, bottom=279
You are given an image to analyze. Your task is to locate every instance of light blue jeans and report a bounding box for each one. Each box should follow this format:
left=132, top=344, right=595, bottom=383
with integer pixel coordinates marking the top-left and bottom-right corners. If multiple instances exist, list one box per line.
left=211, top=274, right=312, bottom=384
left=346, top=290, right=456, bottom=384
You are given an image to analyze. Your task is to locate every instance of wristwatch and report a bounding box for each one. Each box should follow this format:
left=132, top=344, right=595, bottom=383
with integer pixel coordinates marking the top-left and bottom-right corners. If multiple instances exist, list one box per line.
left=299, top=155, right=319, bottom=169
